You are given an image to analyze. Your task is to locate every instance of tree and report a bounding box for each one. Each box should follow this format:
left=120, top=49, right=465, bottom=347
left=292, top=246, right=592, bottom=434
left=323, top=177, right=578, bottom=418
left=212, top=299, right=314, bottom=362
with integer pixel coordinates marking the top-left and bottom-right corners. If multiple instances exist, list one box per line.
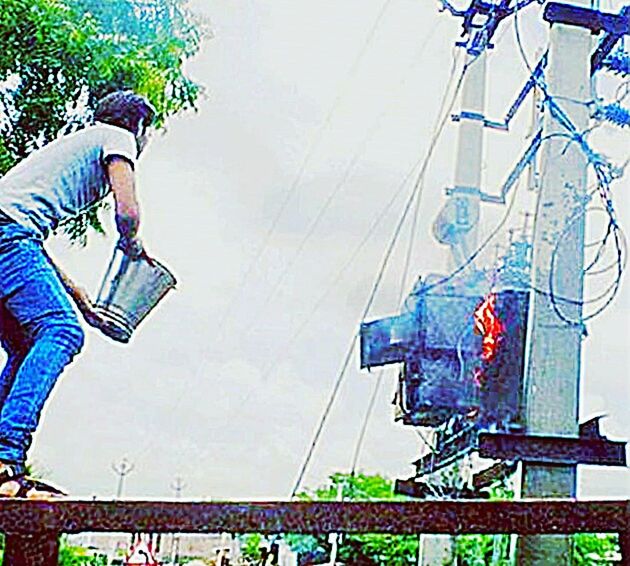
left=241, top=472, right=622, bottom=565
left=243, top=472, right=419, bottom=566
left=0, top=0, right=206, bottom=243
left=58, top=537, right=107, bottom=565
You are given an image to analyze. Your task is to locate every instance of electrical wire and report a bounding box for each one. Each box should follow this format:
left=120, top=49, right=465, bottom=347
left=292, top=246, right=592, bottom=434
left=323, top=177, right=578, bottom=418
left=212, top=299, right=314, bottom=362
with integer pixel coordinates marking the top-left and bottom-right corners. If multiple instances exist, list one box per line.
left=348, top=141, right=434, bottom=476
left=290, top=49, right=476, bottom=498
left=349, top=371, right=384, bottom=476
left=512, top=7, right=627, bottom=324
left=344, top=1, right=627, bottom=508
left=235, top=47, right=464, bottom=403
left=126, top=0, right=398, bottom=466
left=214, top=0, right=395, bottom=340
left=416, top=172, right=521, bottom=296
left=238, top=19, right=447, bottom=343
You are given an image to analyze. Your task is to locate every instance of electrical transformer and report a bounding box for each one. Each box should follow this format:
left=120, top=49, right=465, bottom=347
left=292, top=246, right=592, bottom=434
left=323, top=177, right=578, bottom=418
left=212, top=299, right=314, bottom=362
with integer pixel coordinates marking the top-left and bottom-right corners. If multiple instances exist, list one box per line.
left=360, top=280, right=529, bottom=429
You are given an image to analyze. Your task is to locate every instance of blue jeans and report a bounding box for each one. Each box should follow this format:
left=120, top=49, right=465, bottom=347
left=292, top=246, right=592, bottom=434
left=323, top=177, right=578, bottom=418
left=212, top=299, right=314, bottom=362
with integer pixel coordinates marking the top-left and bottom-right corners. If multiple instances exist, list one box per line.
left=0, top=219, right=84, bottom=467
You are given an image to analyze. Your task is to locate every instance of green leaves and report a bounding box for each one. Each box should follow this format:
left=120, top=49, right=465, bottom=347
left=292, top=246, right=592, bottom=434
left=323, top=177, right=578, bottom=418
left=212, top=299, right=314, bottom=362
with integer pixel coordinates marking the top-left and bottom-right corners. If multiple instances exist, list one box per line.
left=290, top=472, right=420, bottom=566
left=59, top=537, right=107, bottom=565
left=0, top=0, right=206, bottom=244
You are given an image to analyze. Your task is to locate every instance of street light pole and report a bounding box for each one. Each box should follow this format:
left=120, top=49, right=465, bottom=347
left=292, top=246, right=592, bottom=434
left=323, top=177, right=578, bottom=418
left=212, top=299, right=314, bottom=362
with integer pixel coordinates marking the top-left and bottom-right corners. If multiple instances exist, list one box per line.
left=112, top=458, right=134, bottom=499
left=170, top=477, right=186, bottom=565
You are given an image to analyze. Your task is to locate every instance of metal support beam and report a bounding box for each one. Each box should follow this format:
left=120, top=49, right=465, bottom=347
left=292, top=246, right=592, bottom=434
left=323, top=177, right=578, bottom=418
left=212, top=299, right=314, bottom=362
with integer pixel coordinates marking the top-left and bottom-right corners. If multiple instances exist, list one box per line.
left=472, top=461, right=519, bottom=490
left=543, top=2, right=629, bottom=35
left=478, top=432, right=627, bottom=466
left=413, top=424, right=478, bottom=476
left=0, top=500, right=627, bottom=564
left=542, top=3, right=630, bottom=74
left=0, top=499, right=625, bottom=535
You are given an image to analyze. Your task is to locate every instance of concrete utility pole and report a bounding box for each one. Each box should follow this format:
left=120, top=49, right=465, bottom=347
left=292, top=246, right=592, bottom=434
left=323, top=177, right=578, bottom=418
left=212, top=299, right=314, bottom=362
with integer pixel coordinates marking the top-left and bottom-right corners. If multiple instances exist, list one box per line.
left=424, top=49, right=488, bottom=566
left=433, top=51, right=487, bottom=272
left=517, top=6, right=592, bottom=564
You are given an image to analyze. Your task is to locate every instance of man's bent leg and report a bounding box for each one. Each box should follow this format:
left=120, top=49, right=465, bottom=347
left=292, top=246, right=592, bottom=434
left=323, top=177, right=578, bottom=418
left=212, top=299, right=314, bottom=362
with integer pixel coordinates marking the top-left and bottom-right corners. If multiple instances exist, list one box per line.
left=0, top=273, right=84, bottom=465
left=0, top=302, right=30, bottom=409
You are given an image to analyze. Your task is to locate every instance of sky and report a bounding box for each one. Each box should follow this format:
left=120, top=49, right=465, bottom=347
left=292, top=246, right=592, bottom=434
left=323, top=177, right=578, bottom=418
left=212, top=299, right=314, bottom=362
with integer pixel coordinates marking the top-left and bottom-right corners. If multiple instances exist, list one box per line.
left=20, top=0, right=630, bottom=500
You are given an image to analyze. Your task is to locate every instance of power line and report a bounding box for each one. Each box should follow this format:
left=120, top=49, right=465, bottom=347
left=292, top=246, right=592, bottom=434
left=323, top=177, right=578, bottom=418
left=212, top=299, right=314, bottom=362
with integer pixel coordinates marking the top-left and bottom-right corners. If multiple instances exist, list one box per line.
left=214, top=34, right=461, bottom=421
left=133, top=9, right=448, bottom=474
left=290, top=51, right=475, bottom=497
left=238, top=18, right=447, bottom=341
left=255, top=45, right=461, bottom=380
left=214, top=0, right=395, bottom=339
left=129, top=1, right=396, bottom=466
left=350, top=371, right=384, bottom=476
left=348, top=163, right=430, bottom=476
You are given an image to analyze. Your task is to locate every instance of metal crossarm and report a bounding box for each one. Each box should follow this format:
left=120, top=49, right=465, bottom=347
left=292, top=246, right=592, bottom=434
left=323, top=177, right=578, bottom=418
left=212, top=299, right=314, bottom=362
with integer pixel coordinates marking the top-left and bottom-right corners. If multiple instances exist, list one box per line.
left=499, top=128, right=543, bottom=201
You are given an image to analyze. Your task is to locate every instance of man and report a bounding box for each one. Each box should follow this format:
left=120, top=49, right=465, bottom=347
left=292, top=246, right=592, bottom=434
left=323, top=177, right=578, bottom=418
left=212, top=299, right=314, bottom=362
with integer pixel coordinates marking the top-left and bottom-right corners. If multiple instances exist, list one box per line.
left=0, top=90, right=155, bottom=497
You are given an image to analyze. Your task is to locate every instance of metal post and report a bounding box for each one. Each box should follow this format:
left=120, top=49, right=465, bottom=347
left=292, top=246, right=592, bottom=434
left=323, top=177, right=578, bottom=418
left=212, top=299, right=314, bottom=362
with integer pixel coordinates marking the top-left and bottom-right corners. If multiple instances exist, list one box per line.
left=4, top=532, right=60, bottom=566
left=424, top=49, right=488, bottom=566
left=619, top=529, right=630, bottom=564
left=170, top=477, right=185, bottom=565
left=516, top=7, right=592, bottom=565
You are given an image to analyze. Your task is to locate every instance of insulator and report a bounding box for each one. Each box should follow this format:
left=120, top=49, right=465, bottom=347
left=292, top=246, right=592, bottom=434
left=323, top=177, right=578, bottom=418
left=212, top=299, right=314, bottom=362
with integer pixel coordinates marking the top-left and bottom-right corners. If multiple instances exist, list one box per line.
left=595, top=103, right=630, bottom=128
left=603, top=50, right=630, bottom=77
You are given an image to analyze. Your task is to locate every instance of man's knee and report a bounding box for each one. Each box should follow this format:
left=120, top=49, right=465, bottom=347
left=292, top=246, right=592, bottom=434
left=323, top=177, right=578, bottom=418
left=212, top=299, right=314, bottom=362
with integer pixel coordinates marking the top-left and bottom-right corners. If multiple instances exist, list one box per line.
left=56, top=322, right=85, bottom=356
left=31, top=318, right=85, bottom=356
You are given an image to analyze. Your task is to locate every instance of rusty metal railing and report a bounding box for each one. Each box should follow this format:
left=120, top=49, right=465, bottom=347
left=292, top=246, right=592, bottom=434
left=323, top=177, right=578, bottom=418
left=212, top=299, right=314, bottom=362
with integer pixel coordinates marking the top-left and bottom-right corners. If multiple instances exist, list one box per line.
left=0, top=499, right=628, bottom=564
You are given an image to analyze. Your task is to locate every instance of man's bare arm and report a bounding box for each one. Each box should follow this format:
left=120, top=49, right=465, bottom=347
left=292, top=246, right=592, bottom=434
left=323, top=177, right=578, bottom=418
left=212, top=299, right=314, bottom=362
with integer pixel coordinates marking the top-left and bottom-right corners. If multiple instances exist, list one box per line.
left=46, top=252, right=107, bottom=328
left=107, top=157, right=142, bottom=251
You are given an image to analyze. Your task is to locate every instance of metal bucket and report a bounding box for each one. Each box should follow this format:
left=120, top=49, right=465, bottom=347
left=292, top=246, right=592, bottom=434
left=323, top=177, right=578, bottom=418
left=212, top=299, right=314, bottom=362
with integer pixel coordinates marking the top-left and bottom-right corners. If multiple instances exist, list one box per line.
left=93, top=246, right=177, bottom=343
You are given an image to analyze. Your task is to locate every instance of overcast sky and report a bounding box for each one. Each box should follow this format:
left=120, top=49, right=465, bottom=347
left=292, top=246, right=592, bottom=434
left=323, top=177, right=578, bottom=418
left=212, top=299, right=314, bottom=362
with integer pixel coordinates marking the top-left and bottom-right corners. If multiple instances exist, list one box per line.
left=26, top=0, right=630, bottom=500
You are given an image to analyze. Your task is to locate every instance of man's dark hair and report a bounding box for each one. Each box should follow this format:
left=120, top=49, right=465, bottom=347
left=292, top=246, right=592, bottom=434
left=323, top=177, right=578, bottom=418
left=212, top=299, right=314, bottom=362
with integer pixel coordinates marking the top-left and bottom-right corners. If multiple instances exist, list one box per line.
left=93, top=90, right=156, bottom=136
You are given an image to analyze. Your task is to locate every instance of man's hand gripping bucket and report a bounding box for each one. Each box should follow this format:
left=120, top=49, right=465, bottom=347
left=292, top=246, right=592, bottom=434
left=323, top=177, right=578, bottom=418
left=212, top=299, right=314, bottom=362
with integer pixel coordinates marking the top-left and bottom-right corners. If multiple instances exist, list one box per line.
left=93, top=245, right=177, bottom=343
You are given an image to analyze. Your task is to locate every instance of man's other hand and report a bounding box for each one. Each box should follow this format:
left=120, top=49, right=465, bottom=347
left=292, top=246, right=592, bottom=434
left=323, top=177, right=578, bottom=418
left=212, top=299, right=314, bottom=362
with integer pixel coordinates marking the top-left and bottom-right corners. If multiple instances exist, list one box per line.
left=72, top=288, right=109, bottom=330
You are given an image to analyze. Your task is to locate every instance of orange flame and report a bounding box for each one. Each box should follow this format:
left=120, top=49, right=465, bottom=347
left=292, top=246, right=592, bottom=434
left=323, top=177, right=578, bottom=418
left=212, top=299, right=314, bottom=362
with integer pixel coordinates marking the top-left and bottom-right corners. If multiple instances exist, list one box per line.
left=473, top=294, right=504, bottom=363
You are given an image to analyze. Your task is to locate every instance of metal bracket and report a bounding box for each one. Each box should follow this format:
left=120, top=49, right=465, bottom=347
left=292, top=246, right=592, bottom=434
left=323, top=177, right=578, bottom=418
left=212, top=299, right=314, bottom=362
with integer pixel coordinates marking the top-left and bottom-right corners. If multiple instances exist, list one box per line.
left=395, top=477, right=490, bottom=499
left=451, top=111, right=509, bottom=130
left=445, top=186, right=505, bottom=204
left=479, top=419, right=627, bottom=466
left=443, top=0, right=541, bottom=54
left=413, top=422, right=479, bottom=476
left=472, top=461, right=519, bottom=490
left=411, top=416, right=626, bottom=479
left=451, top=52, right=547, bottom=132
left=544, top=2, right=629, bottom=35
left=591, top=7, right=630, bottom=74
left=542, top=3, right=630, bottom=75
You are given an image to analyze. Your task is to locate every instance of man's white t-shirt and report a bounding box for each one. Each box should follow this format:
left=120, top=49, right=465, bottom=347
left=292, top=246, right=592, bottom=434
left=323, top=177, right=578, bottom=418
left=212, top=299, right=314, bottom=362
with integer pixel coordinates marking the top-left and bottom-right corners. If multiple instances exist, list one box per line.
left=0, top=122, right=137, bottom=239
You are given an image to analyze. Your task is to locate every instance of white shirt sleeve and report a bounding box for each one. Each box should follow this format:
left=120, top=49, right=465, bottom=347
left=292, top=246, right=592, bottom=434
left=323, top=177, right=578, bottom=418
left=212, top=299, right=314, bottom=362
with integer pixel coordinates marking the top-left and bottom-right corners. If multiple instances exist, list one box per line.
left=100, top=125, right=138, bottom=169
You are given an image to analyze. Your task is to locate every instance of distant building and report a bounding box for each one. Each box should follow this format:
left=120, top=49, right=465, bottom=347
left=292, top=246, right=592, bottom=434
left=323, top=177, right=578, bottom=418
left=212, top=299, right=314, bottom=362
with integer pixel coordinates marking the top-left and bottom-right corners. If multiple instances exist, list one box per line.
left=68, top=532, right=242, bottom=564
